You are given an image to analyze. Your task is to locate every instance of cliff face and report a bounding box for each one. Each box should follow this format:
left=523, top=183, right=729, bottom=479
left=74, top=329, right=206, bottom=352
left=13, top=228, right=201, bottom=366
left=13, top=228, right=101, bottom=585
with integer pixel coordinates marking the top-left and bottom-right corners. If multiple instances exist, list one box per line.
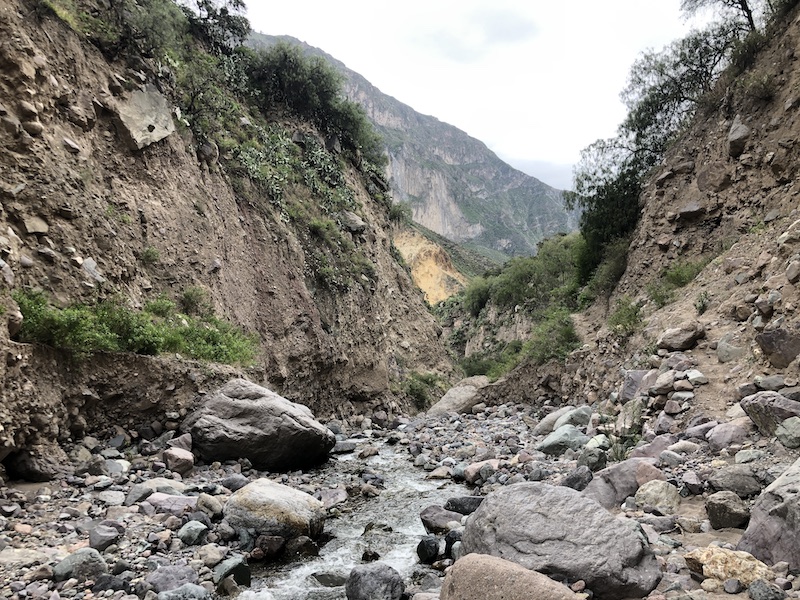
left=476, top=9, right=800, bottom=412
left=250, top=34, right=578, bottom=261
left=0, top=0, right=453, bottom=463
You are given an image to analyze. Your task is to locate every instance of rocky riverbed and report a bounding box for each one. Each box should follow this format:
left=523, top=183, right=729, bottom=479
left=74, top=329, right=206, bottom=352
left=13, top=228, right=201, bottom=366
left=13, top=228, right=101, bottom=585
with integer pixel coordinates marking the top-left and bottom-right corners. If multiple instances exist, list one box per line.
left=2, top=360, right=800, bottom=600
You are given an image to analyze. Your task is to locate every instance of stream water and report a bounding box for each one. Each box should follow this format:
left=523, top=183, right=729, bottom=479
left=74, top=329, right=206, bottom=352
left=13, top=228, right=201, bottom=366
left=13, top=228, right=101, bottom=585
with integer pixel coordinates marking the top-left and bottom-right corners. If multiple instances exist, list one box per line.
left=241, top=441, right=467, bottom=599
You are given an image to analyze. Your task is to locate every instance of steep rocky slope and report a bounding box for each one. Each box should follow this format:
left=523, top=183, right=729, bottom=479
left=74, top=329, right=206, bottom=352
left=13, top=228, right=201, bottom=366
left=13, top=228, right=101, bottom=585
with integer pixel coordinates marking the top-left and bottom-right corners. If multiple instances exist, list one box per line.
left=250, top=34, right=578, bottom=261
left=476, top=9, right=800, bottom=420
left=0, top=0, right=453, bottom=469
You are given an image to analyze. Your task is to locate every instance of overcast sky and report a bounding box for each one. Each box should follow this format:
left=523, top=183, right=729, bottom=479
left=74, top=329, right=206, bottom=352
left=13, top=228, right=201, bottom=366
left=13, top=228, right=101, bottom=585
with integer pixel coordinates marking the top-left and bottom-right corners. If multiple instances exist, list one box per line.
left=246, top=1, right=700, bottom=190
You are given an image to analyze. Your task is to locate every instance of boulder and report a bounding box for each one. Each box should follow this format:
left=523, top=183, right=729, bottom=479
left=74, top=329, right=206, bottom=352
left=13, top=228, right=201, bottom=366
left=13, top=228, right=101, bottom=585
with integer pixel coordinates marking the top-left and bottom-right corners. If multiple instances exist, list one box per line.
left=582, top=458, right=660, bottom=509
left=181, top=378, right=335, bottom=471
left=755, top=328, right=800, bottom=368
left=440, top=553, right=580, bottom=600
left=157, top=584, right=210, bottom=600
left=462, top=482, right=661, bottom=598
left=708, top=464, right=762, bottom=498
left=115, top=84, right=175, bottom=149
left=223, top=478, right=325, bottom=540
left=684, top=546, right=772, bottom=586
left=705, top=491, right=750, bottom=529
left=535, top=424, right=589, bottom=456
left=776, top=416, right=800, bottom=448
left=427, top=377, right=489, bottom=416
left=737, top=457, right=800, bottom=571
left=345, top=562, right=404, bottom=600
left=657, top=322, right=705, bottom=351
left=53, top=547, right=108, bottom=582
left=420, top=505, right=463, bottom=534
left=740, top=391, right=800, bottom=436
left=705, top=418, right=753, bottom=453
left=728, top=115, right=751, bottom=158
left=634, top=480, right=681, bottom=515
left=145, top=565, right=199, bottom=593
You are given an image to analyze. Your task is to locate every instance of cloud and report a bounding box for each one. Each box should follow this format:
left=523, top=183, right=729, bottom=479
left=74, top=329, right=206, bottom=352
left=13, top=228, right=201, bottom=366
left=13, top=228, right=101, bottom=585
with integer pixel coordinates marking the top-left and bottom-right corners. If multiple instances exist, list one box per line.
left=414, top=7, right=537, bottom=63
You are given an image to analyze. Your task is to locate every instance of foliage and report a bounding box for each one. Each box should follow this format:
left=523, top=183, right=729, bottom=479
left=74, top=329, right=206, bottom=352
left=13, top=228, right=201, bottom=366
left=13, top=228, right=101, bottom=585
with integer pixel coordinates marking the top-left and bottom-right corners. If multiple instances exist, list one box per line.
left=578, top=236, right=630, bottom=305
left=463, top=276, right=492, bottom=317
left=182, top=0, right=250, bottom=55
left=608, top=296, right=642, bottom=338
left=647, top=258, right=711, bottom=307
left=246, top=42, right=386, bottom=166
left=402, top=372, right=445, bottom=410
left=12, top=290, right=257, bottom=365
left=461, top=340, right=523, bottom=380
left=140, top=246, right=160, bottom=265
left=525, top=307, right=581, bottom=365
left=388, top=202, right=412, bottom=224
left=695, top=291, right=711, bottom=314
left=179, top=287, right=214, bottom=317
left=680, top=0, right=759, bottom=32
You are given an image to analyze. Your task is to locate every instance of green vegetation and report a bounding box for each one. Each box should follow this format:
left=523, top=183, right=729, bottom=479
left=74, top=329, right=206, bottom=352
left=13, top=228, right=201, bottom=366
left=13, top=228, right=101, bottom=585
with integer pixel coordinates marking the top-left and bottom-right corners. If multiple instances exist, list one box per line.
left=13, top=290, right=257, bottom=365
left=402, top=372, right=446, bottom=410
left=565, top=0, right=793, bottom=290
left=647, top=258, right=711, bottom=307
left=608, top=297, right=642, bottom=338
left=140, top=246, right=160, bottom=265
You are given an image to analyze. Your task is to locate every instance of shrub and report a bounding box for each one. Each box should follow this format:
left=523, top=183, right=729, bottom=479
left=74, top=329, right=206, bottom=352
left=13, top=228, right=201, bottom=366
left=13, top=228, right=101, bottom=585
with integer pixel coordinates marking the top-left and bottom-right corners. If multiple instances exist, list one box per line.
left=525, top=307, right=580, bottom=365
left=179, top=286, right=213, bottom=317
left=695, top=291, right=711, bottom=315
left=463, top=277, right=492, bottom=317
left=608, top=296, right=642, bottom=338
left=12, top=289, right=257, bottom=365
left=140, top=246, right=160, bottom=265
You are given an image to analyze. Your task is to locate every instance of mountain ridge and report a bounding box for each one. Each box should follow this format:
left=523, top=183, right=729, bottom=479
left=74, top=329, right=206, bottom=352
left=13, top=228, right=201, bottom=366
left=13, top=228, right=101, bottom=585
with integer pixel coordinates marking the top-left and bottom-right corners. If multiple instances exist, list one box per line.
left=249, top=33, right=578, bottom=261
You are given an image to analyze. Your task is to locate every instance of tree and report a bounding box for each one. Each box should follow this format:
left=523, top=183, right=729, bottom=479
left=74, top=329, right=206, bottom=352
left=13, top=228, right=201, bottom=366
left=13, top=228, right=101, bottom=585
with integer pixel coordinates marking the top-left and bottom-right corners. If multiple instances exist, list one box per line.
left=680, top=0, right=765, bottom=32
left=183, top=0, right=250, bottom=54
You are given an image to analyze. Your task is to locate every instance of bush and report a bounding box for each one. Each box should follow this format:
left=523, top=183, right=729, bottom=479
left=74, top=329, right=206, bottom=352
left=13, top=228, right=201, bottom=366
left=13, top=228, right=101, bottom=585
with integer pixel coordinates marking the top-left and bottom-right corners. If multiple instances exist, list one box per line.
left=463, top=277, right=492, bottom=317
left=525, top=307, right=580, bottom=365
left=12, top=289, right=256, bottom=365
left=179, top=287, right=213, bottom=317
left=140, top=246, right=160, bottom=265
left=608, top=296, right=642, bottom=338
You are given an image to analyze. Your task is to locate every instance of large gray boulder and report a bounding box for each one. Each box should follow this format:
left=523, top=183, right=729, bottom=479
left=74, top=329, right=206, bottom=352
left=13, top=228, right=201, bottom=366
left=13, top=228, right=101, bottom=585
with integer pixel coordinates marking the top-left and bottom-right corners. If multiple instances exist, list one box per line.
left=737, top=457, right=800, bottom=571
left=740, top=391, right=800, bottom=436
left=461, top=482, right=661, bottom=598
left=181, top=379, right=335, bottom=471
left=427, top=376, right=490, bottom=416
left=345, top=562, right=404, bottom=600
left=440, top=553, right=580, bottom=600
left=223, top=478, right=325, bottom=540
left=657, top=322, right=705, bottom=351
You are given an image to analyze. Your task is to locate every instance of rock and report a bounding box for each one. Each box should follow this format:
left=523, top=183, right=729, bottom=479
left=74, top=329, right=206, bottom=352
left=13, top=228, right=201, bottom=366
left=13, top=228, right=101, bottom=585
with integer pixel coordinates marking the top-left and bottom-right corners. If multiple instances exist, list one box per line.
left=177, top=521, right=208, bottom=545
left=146, top=492, right=198, bottom=515
left=755, top=328, right=800, bottom=368
left=620, top=370, right=651, bottom=403
left=220, top=473, right=249, bottom=492
left=553, top=405, right=593, bottom=429
left=705, top=418, right=752, bottom=453
left=89, top=524, right=122, bottom=552
left=706, top=491, right=750, bottom=529
left=532, top=406, right=574, bottom=436
left=146, top=565, right=199, bottom=593
left=157, top=583, right=211, bottom=600
left=54, top=547, right=108, bottom=582
left=5, top=444, right=72, bottom=481
left=182, top=378, right=335, bottom=471
left=684, top=546, right=773, bottom=586
left=417, top=535, right=439, bottom=563
left=63, top=137, right=81, bottom=153
left=657, top=322, right=705, bottom=351
left=560, top=465, right=593, bottom=491
left=650, top=370, right=677, bottom=395
left=462, top=482, right=661, bottom=598
left=776, top=417, right=800, bottom=448
left=582, top=458, right=660, bottom=509
left=345, top=562, right=404, bottom=600
left=463, top=459, right=500, bottom=485
left=634, top=480, right=681, bottom=515
left=440, top=553, right=580, bottom=600
left=427, top=377, right=489, bottom=416
left=212, top=555, right=250, bottom=586
left=420, top=505, right=463, bottom=534
left=535, top=424, right=589, bottom=456
left=163, top=447, right=194, bottom=475
left=728, top=114, right=751, bottom=157
left=443, top=496, right=484, bottom=515
left=577, top=447, right=607, bottom=472
left=738, top=457, right=800, bottom=571
left=748, top=579, right=787, bottom=600
left=741, top=391, right=800, bottom=436
left=718, top=333, right=747, bottom=362
left=724, top=579, right=744, bottom=594
left=115, top=84, right=175, bottom=149
left=708, top=464, right=762, bottom=498
left=223, top=478, right=325, bottom=539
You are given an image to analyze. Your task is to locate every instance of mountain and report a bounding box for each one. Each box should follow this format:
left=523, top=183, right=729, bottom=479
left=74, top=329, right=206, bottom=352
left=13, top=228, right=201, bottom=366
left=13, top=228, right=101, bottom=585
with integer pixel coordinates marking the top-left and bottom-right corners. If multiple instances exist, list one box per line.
left=249, top=34, right=578, bottom=261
